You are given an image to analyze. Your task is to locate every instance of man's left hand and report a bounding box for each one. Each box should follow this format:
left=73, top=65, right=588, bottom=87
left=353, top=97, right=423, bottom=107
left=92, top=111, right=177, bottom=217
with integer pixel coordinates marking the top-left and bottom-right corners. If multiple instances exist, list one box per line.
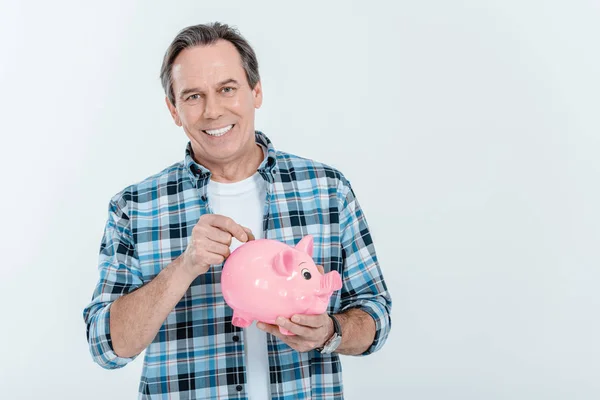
left=257, top=313, right=334, bottom=353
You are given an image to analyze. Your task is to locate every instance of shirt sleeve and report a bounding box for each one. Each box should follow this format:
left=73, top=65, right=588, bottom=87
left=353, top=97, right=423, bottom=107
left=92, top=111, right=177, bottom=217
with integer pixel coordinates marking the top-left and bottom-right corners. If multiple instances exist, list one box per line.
left=82, top=196, right=144, bottom=369
left=337, top=178, right=393, bottom=356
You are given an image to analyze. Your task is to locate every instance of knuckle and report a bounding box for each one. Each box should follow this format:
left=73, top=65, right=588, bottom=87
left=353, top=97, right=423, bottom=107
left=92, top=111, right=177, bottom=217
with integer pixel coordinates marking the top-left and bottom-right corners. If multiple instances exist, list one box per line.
left=192, top=225, right=205, bottom=238
left=227, top=222, right=236, bottom=233
left=207, top=258, right=218, bottom=267
left=195, top=240, right=206, bottom=251
left=206, top=240, right=216, bottom=252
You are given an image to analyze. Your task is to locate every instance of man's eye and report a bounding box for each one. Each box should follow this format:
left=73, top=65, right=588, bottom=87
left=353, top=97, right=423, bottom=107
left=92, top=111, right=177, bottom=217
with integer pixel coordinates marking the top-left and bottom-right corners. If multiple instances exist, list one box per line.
left=187, top=94, right=200, bottom=101
left=221, top=87, right=236, bottom=94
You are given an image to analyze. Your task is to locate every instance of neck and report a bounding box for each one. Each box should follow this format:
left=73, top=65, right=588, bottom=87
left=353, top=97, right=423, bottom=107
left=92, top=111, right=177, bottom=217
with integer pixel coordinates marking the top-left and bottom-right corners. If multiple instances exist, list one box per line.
left=199, top=143, right=264, bottom=183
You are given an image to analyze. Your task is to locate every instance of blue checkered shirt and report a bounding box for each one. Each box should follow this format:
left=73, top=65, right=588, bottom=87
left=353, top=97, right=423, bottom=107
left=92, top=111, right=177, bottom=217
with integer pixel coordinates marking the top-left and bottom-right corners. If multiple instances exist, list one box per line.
left=83, top=131, right=392, bottom=399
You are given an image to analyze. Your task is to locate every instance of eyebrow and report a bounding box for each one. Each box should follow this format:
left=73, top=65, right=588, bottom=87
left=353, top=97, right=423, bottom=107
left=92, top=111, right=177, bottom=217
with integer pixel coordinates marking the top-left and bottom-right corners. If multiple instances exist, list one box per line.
left=179, top=79, right=240, bottom=99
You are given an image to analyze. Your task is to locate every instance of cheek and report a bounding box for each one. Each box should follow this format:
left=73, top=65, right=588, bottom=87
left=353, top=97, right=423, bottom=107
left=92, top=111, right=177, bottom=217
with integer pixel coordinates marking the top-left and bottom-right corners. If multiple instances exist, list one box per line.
left=227, top=98, right=243, bottom=115
left=179, top=106, right=202, bottom=125
left=229, top=93, right=255, bottom=115
left=308, top=279, right=320, bottom=291
left=231, top=96, right=242, bottom=107
left=297, top=277, right=314, bottom=290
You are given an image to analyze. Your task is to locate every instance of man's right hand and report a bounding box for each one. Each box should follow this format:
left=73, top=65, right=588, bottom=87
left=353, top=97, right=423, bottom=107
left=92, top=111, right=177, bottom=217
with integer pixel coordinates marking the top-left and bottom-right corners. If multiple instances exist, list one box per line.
left=109, top=214, right=255, bottom=358
left=180, top=214, right=254, bottom=277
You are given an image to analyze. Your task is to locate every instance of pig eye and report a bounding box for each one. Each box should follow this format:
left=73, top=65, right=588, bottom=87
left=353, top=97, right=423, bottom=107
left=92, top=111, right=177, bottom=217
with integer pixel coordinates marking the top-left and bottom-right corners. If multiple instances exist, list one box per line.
left=301, top=268, right=311, bottom=280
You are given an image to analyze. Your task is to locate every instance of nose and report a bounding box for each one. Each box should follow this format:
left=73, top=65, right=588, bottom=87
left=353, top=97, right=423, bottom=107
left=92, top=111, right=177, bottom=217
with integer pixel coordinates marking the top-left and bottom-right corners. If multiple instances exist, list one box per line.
left=320, top=271, right=342, bottom=293
left=203, top=94, right=224, bottom=120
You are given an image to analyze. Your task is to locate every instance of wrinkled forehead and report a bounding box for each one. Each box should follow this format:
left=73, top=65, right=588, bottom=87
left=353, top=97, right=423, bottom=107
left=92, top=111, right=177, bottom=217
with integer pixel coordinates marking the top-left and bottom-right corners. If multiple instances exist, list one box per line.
left=171, top=41, right=247, bottom=92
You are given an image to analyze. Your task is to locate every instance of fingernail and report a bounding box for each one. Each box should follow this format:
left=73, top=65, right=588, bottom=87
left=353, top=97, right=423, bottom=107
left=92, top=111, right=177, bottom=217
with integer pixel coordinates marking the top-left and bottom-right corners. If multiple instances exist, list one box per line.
left=291, top=315, right=300, bottom=323
left=276, top=317, right=284, bottom=325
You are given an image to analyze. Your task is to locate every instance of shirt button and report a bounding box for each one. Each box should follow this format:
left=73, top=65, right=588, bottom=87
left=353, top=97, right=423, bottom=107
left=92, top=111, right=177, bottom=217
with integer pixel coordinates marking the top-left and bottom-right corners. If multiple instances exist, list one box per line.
left=232, top=335, right=240, bottom=342
left=201, top=195, right=207, bottom=201
left=236, top=385, right=243, bottom=392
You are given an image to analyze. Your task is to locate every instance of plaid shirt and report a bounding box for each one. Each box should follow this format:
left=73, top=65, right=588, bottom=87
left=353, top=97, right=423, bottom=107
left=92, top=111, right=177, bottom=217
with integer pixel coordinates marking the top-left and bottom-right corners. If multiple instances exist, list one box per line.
left=83, top=131, right=392, bottom=399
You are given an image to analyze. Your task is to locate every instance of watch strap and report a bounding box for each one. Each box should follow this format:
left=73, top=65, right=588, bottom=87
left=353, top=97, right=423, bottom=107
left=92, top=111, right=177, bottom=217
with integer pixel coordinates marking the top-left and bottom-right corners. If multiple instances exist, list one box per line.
left=317, top=314, right=342, bottom=353
left=330, top=314, right=342, bottom=337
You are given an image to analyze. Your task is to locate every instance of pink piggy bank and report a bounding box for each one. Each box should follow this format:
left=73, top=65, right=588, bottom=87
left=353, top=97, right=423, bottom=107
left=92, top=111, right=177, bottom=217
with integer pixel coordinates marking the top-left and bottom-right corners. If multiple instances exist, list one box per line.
left=221, top=235, right=342, bottom=335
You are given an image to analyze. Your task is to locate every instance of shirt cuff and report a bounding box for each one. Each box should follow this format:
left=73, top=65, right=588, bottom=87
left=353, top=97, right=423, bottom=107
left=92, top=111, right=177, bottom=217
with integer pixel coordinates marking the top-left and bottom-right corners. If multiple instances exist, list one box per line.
left=88, top=302, right=136, bottom=369
left=342, top=299, right=390, bottom=356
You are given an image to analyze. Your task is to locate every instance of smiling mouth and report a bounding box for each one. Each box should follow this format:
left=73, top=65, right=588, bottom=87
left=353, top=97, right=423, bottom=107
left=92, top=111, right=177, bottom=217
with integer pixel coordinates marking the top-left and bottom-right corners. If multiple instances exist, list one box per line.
left=203, top=124, right=234, bottom=137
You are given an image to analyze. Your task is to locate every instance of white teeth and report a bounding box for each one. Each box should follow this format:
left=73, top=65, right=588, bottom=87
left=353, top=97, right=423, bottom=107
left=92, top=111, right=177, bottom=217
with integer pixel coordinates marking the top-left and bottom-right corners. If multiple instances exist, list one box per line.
left=205, top=125, right=233, bottom=136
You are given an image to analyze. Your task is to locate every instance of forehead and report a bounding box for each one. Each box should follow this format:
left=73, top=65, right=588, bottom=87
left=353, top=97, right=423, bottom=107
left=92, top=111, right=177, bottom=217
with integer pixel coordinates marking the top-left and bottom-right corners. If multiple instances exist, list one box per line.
left=171, top=40, right=246, bottom=89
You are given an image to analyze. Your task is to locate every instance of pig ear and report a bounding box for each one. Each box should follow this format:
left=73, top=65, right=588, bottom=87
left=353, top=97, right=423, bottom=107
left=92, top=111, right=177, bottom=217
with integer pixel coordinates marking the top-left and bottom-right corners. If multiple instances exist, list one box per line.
left=273, top=249, right=295, bottom=277
left=295, top=235, right=314, bottom=258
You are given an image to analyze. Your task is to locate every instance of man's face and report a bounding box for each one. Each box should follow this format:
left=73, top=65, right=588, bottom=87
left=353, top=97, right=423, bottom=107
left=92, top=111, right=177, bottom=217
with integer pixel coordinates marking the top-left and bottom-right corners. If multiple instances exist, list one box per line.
left=166, top=40, right=262, bottom=165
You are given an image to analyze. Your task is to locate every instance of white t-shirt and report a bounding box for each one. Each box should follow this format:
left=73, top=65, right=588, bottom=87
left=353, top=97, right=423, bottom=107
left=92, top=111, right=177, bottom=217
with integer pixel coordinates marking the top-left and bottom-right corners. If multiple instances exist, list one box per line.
left=206, top=149, right=270, bottom=399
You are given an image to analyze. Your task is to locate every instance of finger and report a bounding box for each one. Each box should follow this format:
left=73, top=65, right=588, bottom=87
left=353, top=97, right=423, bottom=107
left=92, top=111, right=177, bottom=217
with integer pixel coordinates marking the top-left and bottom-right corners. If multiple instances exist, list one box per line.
left=256, top=322, right=278, bottom=334
left=275, top=317, right=313, bottom=337
left=241, top=226, right=256, bottom=241
left=202, top=240, right=230, bottom=258
left=257, top=322, right=290, bottom=340
left=316, top=265, right=325, bottom=275
left=209, top=215, right=248, bottom=242
left=203, top=252, right=226, bottom=266
left=204, top=226, right=233, bottom=246
left=258, top=322, right=302, bottom=346
left=290, top=313, right=326, bottom=328
left=258, top=322, right=318, bottom=353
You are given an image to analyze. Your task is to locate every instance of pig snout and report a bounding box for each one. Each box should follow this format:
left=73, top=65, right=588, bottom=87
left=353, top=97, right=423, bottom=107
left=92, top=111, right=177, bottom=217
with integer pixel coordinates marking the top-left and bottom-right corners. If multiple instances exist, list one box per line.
left=319, top=271, right=342, bottom=296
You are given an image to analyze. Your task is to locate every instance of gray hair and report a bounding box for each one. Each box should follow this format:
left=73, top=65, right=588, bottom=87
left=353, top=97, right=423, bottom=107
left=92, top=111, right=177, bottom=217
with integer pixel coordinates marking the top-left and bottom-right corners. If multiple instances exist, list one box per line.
left=160, top=22, right=260, bottom=105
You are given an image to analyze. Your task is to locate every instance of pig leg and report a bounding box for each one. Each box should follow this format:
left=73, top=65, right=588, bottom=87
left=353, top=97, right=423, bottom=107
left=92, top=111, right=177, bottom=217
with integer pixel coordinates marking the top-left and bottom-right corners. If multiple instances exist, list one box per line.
left=232, top=311, right=252, bottom=328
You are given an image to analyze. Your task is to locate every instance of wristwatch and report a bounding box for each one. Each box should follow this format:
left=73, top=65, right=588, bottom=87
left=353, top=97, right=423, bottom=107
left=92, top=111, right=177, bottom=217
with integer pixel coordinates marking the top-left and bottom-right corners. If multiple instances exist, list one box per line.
left=317, top=314, right=342, bottom=354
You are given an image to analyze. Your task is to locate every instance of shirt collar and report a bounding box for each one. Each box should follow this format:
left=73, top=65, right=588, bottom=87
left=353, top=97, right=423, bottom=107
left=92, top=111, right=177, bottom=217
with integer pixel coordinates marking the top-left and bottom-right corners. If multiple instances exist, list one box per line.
left=184, top=130, right=278, bottom=186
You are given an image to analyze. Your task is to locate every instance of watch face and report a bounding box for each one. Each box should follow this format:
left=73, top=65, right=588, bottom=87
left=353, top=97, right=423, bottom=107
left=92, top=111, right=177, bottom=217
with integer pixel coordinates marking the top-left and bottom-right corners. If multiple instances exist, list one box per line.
left=324, top=334, right=342, bottom=353
left=330, top=335, right=342, bottom=349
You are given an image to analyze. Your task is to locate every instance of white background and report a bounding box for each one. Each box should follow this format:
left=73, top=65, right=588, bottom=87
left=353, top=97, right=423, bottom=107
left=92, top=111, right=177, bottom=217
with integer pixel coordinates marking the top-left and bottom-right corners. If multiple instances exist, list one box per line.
left=1, top=0, right=599, bottom=399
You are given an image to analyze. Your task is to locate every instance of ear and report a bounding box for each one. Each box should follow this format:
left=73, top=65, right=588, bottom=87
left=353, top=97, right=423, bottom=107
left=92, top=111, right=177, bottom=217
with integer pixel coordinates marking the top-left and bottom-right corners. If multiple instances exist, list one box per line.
left=165, top=96, right=182, bottom=126
left=252, top=81, right=263, bottom=109
left=273, top=249, right=295, bottom=277
left=295, top=235, right=314, bottom=258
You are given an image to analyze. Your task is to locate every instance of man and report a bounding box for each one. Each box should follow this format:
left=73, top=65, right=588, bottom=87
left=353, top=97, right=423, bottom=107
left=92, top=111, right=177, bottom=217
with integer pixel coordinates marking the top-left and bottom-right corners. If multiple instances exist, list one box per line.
left=83, top=22, right=392, bottom=399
